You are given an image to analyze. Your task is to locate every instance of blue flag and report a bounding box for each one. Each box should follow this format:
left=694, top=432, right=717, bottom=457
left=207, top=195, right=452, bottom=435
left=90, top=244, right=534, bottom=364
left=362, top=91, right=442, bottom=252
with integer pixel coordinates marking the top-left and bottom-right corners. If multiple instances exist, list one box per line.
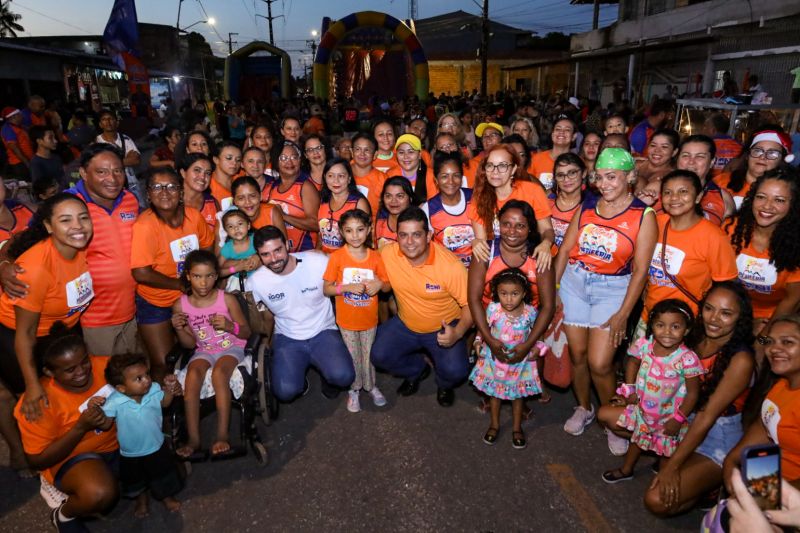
left=103, top=0, right=140, bottom=70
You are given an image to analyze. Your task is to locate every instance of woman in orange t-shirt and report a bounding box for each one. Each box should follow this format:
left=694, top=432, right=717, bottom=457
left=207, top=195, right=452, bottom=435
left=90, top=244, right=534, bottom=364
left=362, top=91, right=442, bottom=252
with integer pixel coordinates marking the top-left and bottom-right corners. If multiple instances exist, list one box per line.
left=529, top=115, right=577, bottom=193
left=643, top=170, right=738, bottom=331
left=0, top=193, right=94, bottom=478
left=15, top=334, right=118, bottom=530
left=179, top=153, right=219, bottom=229
left=317, top=158, right=370, bottom=254
left=351, top=133, right=387, bottom=217
left=0, top=193, right=94, bottom=423
left=210, top=142, right=242, bottom=211
left=723, top=315, right=800, bottom=491
left=372, top=120, right=397, bottom=174
left=468, top=144, right=554, bottom=270
left=374, top=177, right=414, bottom=251
left=728, top=169, right=800, bottom=339
left=130, top=168, right=214, bottom=379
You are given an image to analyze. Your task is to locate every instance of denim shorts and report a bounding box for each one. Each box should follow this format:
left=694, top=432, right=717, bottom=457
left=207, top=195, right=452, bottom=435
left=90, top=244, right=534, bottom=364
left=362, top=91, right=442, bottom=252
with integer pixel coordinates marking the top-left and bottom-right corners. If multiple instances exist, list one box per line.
left=559, top=262, right=631, bottom=328
left=694, top=413, right=743, bottom=467
left=54, top=450, right=120, bottom=490
left=135, top=294, right=173, bottom=325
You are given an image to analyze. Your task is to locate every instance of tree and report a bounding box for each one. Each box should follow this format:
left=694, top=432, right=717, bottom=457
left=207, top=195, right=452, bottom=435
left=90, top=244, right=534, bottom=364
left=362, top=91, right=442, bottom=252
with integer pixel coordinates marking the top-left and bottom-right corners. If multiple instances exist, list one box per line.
left=0, top=1, right=24, bottom=38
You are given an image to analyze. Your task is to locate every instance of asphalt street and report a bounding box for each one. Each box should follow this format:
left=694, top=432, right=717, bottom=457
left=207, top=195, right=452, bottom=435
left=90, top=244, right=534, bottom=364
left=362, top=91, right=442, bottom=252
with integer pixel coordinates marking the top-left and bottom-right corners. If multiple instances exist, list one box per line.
left=1, top=373, right=704, bottom=532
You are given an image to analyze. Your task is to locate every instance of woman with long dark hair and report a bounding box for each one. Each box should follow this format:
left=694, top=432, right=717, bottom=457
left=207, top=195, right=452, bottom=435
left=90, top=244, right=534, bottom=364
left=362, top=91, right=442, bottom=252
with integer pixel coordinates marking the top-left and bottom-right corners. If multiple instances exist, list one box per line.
left=317, top=158, right=370, bottom=254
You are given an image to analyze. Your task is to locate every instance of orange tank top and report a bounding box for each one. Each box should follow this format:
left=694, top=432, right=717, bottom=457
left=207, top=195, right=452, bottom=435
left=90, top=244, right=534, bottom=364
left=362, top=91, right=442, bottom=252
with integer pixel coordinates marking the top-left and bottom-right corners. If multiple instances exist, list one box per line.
left=374, top=210, right=397, bottom=250
left=548, top=194, right=580, bottom=250
left=699, top=350, right=750, bottom=415
left=428, top=189, right=474, bottom=267
left=701, top=180, right=727, bottom=226
left=482, top=241, right=539, bottom=307
left=318, top=194, right=360, bottom=254
left=568, top=194, right=650, bottom=276
left=267, top=175, right=314, bottom=252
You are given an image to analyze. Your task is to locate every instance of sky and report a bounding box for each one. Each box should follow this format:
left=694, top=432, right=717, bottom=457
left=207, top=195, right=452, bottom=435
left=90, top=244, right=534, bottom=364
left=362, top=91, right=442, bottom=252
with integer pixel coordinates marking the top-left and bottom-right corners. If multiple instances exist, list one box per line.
left=11, top=0, right=619, bottom=71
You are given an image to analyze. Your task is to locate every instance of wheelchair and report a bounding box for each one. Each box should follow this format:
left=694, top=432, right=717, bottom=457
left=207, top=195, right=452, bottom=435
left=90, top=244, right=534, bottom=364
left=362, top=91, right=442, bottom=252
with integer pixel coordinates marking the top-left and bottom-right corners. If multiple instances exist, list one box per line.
left=165, top=291, right=278, bottom=466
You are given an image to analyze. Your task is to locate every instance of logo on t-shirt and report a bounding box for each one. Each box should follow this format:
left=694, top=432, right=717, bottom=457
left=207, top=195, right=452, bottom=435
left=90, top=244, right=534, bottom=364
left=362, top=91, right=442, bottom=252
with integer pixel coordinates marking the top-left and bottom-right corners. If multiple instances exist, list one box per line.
left=342, top=267, right=373, bottom=306
left=649, top=244, right=686, bottom=286
left=425, top=283, right=442, bottom=292
left=761, top=398, right=781, bottom=444
left=356, top=184, right=369, bottom=197
left=170, top=234, right=200, bottom=276
left=119, top=211, right=136, bottom=221
left=442, top=225, right=474, bottom=251
left=319, top=218, right=342, bottom=249
left=267, top=292, right=285, bottom=302
left=578, top=224, right=618, bottom=263
left=538, top=172, right=554, bottom=191
left=66, top=271, right=94, bottom=311
left=737, top=254, right=778, bottom=294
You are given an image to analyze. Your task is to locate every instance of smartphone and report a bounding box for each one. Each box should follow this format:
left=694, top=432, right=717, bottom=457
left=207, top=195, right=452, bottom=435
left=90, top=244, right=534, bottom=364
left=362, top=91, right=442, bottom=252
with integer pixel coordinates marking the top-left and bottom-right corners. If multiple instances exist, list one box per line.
left=741, top=443, right=781, bottom=511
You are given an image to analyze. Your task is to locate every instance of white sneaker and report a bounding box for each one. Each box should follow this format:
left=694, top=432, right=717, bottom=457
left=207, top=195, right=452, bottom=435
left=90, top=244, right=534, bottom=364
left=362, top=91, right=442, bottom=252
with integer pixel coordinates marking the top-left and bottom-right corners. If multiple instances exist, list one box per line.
left=346, top=390, right=361, bottom=413
left=606, top=429, right=630, bottom=456
left=40, top=475, right=67, bottom=509
left=563, top=405, right=596, bottom=436
left=369, top=387, right=387, bottom=407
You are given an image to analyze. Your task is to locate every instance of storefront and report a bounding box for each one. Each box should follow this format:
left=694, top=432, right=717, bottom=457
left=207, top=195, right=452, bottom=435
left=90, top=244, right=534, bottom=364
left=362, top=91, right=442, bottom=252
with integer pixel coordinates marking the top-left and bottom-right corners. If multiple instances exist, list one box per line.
left=63, top=64, right=130, bottom=107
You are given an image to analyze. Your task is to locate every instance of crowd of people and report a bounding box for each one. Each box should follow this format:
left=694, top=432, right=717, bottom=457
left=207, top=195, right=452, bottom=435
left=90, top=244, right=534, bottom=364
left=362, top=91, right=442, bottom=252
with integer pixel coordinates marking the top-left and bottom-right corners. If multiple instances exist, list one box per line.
left=1, top=88, right=800, bottom=532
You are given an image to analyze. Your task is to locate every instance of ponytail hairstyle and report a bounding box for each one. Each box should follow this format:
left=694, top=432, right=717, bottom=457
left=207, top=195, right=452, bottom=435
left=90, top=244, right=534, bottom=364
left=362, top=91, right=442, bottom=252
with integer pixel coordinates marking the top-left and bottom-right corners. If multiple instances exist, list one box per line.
left=7, top=193, right=88, bottom=260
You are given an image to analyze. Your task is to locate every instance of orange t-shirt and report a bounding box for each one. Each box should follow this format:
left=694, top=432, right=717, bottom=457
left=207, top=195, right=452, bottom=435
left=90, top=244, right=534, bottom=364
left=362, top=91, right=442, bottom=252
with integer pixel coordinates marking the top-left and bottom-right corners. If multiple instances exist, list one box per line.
left=731, top=233, right=800, bottom=320
left=462, top=159, right=478, bottom=189
left=318, top=194, right=361, bottom=254
left=130, top=207, right=214, bottom=307
left=200, top=194, right=219, bottom=228
left=380, top=242, right=468, bottom=333
left=529, top=150, right=557, bottom=192
left=645, top=214, right=738, bottom=317
left=0, top=200, right=34, bottom=245
left=0, top=239, right=93, bottom=336
left=15, top=356, right=118, bottom=484
left=355, top=167, right=387, bottom=217
left=209, top=177, right=233, bottom=211
left=251, top=203, right=275, bottom=230
left=762, top=378, right=800, bottom=481
left=383, top=163, right=437, bottom=202
left=714, top=172, right=750, bottom=211
left=467, top=179, right=551, bottom=237
left=322, top=247, right=389, bottom=331
left=373, top=153, right=397, bottom=174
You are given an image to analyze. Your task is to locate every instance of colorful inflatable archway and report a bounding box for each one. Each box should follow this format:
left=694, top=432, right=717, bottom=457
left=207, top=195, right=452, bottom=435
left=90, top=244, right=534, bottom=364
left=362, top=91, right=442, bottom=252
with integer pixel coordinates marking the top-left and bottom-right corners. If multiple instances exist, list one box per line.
left=224, top=41, right=292, bottom=101
left=313, top=11, right=429, bottom=102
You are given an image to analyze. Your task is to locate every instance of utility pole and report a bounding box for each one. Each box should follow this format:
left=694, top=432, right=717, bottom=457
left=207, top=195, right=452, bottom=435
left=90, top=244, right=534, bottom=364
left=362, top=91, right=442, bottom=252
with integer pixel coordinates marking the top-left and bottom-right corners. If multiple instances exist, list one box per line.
left=258, top=0, right=281, bottom=45
left=228, top=32, right=238, bottom=54
left=409, top=0, right=418, bottom=20
left=480, top=0, right=489, bottom=97
left=592, top=0, right=600, bottom=30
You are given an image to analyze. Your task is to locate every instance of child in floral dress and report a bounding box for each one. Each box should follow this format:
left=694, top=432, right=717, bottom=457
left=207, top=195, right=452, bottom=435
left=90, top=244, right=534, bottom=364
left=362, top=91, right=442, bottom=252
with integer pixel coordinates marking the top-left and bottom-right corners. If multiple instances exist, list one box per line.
left=601, top=299, right=704, bottom=483
left=470, top=268, right=546, bottom=450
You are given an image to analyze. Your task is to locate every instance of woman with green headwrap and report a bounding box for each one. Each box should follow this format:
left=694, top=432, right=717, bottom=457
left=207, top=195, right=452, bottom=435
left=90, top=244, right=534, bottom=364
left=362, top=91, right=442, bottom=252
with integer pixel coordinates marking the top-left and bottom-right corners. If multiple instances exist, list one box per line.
left=554, top=147, right=658, bottom=455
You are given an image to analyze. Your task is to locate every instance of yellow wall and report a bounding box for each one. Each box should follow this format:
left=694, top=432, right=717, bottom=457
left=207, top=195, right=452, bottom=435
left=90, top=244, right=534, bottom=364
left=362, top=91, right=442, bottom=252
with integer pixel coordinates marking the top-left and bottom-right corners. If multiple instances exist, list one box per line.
left=428, top=60, right=570, bottom=97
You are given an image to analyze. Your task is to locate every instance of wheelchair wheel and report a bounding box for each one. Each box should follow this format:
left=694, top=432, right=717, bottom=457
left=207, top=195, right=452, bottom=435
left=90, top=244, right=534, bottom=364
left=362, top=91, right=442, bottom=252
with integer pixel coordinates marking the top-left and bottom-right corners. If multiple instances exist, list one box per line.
left=251, top=441, right=269, bottom=466
left=256, top=343, right=279, bottom=425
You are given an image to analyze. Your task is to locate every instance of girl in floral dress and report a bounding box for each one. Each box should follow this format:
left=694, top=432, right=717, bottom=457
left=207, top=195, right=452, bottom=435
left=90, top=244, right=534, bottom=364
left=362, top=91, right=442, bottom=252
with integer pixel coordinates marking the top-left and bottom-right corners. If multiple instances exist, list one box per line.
left=470, top=268, right=546, bottom=450
left=600, top=299, right=704, bottom=483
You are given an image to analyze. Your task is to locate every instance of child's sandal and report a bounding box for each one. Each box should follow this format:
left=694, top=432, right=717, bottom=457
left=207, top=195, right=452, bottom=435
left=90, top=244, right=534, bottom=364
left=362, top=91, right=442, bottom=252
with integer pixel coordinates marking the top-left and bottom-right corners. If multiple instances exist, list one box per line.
left=511, top=430, right=527, bottom=450
left=601, top=468, right=634, bottom=484
left=482, top=426, right=499, bottom=446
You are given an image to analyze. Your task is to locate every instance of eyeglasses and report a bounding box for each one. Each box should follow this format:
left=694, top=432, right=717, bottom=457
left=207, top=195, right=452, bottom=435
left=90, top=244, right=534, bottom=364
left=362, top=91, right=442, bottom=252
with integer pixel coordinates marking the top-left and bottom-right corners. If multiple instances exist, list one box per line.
left=482, top=132, right=501, bottom=140
left=279, top=155, right=300, bottom=162
left=305, top=145, right=325, bottom=154
left=484, top=162, right=512, bottom=174
left=749, top=147, right=783, bottom=161
left=555, top=169, right=582, bottom=181
left=149, top=183, right=181, bottom=194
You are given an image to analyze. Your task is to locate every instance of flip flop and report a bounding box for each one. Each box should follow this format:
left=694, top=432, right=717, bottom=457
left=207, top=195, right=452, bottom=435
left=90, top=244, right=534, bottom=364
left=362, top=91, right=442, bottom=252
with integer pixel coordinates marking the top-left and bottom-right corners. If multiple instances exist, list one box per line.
left=602, top=468, right=634, bottom=484
left=210, top=445, right=246, bottom=461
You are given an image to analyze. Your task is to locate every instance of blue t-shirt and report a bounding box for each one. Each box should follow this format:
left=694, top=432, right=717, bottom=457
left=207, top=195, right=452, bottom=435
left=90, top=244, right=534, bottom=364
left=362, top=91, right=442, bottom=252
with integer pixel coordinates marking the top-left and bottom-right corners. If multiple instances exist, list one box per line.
left=220, top=234, right=256, bottom=277
left=102, top=382, right=164, bottom=457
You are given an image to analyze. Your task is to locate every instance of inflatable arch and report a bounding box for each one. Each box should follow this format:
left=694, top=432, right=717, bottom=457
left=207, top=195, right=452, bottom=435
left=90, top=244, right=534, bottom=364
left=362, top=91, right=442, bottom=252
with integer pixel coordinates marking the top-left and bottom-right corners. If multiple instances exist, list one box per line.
left=224, top=41, right=292, bottom=101
left=313, top=11, right=429, bottom=102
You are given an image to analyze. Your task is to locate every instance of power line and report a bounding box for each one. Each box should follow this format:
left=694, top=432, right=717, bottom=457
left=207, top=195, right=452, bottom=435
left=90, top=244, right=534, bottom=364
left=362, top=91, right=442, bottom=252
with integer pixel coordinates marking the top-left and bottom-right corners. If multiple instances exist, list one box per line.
left=14, top=0, right=95, bottom=35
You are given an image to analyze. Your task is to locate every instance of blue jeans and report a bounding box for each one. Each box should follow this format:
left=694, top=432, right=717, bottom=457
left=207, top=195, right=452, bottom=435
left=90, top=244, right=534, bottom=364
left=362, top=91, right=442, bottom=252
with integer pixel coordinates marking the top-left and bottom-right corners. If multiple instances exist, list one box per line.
left=370, top=316, right=469, bottom=389
left=271, top=329, right=355, bottom=401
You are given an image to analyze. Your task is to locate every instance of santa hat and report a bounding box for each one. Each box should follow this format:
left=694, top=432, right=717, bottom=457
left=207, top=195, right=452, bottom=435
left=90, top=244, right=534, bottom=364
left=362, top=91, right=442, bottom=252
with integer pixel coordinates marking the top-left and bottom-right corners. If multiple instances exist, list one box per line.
left=751, top=130, right=794, bottom=163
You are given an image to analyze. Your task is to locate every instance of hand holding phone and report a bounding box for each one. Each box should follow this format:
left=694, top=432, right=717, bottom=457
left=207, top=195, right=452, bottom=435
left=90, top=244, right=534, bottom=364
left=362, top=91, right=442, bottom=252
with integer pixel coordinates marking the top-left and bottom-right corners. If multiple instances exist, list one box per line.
left=741, top=443, right=781, bottom=511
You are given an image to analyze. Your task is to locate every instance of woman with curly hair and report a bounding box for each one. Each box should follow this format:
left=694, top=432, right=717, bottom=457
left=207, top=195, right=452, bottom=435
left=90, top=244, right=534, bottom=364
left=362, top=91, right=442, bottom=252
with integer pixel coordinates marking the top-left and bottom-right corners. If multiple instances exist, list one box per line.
left=727, top=168, right=800, bottom=339
left=467, top=144, right=554, bottom=269
left=716, top=128, right=793, bottom=210
left=644, top=281, right=755, bottom=516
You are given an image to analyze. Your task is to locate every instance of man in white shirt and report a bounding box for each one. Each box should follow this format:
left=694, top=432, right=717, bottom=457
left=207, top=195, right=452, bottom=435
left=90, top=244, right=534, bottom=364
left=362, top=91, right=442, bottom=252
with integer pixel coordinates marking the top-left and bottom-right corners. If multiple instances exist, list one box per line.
left=95, top=109, right=144, bottom=205
left=247, top=226, right=355, bottom=400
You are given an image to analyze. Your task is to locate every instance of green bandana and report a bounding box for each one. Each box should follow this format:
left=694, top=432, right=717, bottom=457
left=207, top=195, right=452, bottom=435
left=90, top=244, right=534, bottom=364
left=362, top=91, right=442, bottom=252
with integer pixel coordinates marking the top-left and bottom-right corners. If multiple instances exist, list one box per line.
left=596, top=147, right=635, bottom=171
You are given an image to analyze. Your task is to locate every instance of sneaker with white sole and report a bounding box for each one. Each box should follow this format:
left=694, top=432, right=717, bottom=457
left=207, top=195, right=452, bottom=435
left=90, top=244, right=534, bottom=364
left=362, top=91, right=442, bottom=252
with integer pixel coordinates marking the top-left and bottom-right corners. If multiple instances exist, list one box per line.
left=346, top=390, right=361, bottom=413
left=606, top=429, right=630, bottom=456
left=563, top=405, right=595, bottom=436
left=40, top=475, right=67, bottom=509
left=369, top=387, right=387, bottom=407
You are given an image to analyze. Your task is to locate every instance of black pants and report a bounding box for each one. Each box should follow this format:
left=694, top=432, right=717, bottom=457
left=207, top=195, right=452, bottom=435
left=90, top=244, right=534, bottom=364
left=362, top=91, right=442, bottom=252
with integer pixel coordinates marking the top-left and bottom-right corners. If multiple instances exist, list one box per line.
left=0, top=322, right=81, bottom=394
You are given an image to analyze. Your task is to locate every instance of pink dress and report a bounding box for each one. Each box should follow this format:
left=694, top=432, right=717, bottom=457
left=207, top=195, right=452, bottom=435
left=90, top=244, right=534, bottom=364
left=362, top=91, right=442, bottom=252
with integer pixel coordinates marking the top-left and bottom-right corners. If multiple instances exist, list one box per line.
left=617, top=336, right=704, bottom=457
left=181, top=290, right=246, bottom=362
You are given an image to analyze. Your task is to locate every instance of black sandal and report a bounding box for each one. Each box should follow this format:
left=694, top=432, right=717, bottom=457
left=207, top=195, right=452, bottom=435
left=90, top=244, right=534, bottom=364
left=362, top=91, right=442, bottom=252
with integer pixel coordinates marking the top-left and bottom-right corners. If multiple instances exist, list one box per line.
left=512, top=430, right=527, bottom=450
left=482, top=426, right=499, bottom=445
left=601, top=468, right=634, bottom=484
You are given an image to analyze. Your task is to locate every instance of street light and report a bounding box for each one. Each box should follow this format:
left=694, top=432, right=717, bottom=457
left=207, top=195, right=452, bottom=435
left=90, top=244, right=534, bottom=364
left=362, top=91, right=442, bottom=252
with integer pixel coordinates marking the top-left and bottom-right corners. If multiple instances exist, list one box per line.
left=180, top=17, right=214, bottom=33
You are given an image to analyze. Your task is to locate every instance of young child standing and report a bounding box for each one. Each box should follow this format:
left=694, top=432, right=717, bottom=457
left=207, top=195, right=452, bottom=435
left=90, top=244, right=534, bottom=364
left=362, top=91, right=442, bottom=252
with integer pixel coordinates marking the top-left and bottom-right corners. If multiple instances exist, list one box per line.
left=218, top=209, right=260, bottom=291
left=171, top=250, right=252, bottom=459
left=599, top=299, right=704, bottom=483
left=470, top=268, right=545, bottom=450
left=101, top=352, right=183, bottom=517
left=322, top=209, right=390, bottom=413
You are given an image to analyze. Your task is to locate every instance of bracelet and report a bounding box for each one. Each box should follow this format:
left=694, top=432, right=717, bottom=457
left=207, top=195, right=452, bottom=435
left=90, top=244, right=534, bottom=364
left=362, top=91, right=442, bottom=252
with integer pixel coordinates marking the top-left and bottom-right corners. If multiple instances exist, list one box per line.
left=555, top=283, right=561, bottom=290
left=229, top=266, right=236, bottom=274
left=232, top=322, right=240, bottom=336
left=673, top=409, right=688, bottom=424
left=335, top=283, right=342, bottom=295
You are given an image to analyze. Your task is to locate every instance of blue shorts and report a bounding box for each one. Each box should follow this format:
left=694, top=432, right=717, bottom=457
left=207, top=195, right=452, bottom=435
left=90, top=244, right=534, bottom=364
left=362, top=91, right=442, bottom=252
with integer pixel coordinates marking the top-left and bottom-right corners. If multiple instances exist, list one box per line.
left=54, top=450, right=120, bottom=490
left=135, top=294, right=173, bottom=325
left=693, top=413, right=743, bottom=467
left=559, top=262, right=630, bottom=328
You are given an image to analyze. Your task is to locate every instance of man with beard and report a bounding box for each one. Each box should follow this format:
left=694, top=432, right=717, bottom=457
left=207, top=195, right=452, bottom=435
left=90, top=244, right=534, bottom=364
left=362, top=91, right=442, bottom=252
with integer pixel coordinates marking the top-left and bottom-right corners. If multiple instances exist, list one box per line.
left=247, top=226, right=354, bottom=401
